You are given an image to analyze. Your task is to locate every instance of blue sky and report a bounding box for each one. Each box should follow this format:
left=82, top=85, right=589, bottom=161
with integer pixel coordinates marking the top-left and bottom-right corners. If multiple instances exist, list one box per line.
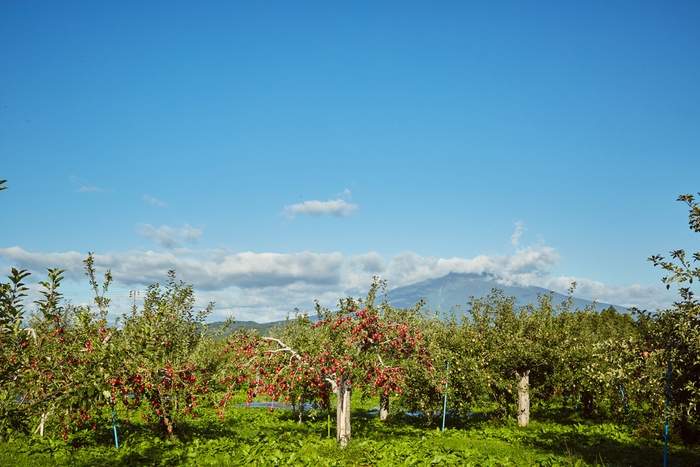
left=1, top=1, right=699, bottom=321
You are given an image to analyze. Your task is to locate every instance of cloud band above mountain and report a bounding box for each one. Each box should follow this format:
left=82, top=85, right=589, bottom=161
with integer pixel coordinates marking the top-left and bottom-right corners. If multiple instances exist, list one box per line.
left=0, top=244, right=670, bottom=322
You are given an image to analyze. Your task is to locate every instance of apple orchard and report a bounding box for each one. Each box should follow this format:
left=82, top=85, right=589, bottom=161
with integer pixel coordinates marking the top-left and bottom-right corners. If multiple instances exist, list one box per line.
left=1, top=191, right=699, bottom=447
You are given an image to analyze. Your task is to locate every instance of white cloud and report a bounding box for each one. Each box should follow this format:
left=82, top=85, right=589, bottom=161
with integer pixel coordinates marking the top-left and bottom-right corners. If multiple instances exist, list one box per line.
left=283, top=198, right=358, bottom=218
left=0, top=247, right=343, bottom=290
left=76, top=185, right=103, bottom=193
left=143, top=195, right=166, bottom=207
left=137, top=223, right=204, bottom=248
left=0, top=247, right=88, bottom=279
left=137, top=224, right=180, bottom=248
left=511, top=221, right=526, bottom=246
left=181, top=224, right=203, bottom=242
left=0, top=242, right=674, bottom=322
left=71, top=175, right=104, bottom=193
left=381, top=246, right=561, bottom=289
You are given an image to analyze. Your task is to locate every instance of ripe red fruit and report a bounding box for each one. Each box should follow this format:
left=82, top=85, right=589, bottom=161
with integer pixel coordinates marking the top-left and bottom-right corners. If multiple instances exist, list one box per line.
left=125, top=419, right=130, bottom=424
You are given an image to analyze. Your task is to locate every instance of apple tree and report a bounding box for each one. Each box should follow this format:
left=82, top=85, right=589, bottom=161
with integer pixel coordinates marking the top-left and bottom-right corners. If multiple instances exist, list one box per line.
left=0, top=263, right=115, bottom=440
left=466, top=289, right=571, bottom=426
left=220, top=279, right=432, bottom=447
left=107, top=268, right=219, bottom=439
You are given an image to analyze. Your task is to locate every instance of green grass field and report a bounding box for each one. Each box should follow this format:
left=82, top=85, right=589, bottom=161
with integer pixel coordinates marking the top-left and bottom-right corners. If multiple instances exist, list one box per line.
left=2, top=402, right=699, bottom=467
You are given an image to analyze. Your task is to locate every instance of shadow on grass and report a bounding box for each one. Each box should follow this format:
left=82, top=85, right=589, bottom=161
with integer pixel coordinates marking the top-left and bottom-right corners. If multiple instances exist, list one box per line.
left=349, top=406, right=700, bottom=467
left=518, top=423, right=700, bottom=467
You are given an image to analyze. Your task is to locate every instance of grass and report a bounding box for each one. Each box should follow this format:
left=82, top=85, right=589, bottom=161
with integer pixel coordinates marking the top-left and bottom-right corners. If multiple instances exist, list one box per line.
left=1, top=402, right=699, bottom=466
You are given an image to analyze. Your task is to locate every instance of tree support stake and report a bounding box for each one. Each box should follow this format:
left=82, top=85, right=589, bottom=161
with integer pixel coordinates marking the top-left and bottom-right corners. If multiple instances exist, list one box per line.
left=111, top=406, right=119, bottom=450
left=664, top=346, right=671, bottom=467
left=442, top=361, right=449, bottom=432
left=618, top=384, right=634, bottom=427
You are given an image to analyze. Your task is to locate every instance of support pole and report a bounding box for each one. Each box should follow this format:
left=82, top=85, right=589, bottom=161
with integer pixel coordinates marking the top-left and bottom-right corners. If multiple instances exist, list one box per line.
left=664, top=347, right=671, bottom=467
left=111, top=405, right=119, bottom=450
left=618, top=384, right=634, bottom=427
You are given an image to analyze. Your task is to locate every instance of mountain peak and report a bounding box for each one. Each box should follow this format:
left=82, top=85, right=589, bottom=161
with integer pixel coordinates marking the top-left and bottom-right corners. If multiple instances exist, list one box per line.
left=386, top=273, right=625, bottom=313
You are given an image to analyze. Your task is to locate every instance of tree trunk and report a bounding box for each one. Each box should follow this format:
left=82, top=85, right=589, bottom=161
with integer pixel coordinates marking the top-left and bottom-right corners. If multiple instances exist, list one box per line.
left=516, top=370, right=530, bottom=427
left=297, top=399, right=304, bottom=425
left=379, top=392, right=389, bottom=422
left=582, top=390, right=594, bottom=417
left=335, top=373, right=352, bottom=448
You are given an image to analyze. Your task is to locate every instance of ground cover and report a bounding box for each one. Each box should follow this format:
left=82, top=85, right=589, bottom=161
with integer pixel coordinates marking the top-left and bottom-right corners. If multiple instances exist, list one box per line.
left=1, top=402, right=698, bottom=467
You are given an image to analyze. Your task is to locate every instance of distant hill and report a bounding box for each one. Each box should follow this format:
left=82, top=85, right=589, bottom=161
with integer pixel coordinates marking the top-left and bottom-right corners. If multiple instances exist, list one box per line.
left=206, top=319, right=286, bottom=339
left=385, top=272, right=626, bottom=314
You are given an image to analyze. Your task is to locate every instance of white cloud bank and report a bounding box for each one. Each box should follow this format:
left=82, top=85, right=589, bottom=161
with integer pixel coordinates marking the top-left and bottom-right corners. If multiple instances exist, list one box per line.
left=0, top=243, right=673, bottom=323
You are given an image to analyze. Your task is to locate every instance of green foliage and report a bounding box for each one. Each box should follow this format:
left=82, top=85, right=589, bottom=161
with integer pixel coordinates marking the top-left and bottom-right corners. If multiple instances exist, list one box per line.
left=643, top=193, right=700, bottom=441
left=438, top=290, right=578, bottom=424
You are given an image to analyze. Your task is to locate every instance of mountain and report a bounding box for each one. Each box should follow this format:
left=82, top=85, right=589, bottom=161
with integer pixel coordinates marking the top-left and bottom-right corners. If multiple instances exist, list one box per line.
left=207, top=273, right=626, bottom=332
left=385, top=272, right=626, bottom=314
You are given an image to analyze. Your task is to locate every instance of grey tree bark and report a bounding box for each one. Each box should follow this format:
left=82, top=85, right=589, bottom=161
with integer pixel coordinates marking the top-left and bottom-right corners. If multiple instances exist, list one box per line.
left=335, top=373, right=352, bottom=448
left=379, top=393, right=389, bottom=422
left=516, top=369, right=530, bottom=427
